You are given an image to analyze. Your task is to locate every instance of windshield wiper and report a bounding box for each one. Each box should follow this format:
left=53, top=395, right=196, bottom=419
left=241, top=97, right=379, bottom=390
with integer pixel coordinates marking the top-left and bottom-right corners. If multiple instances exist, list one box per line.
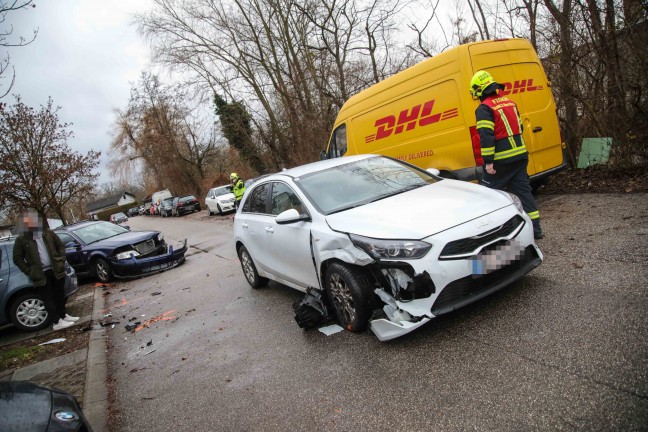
left=87, top=233, right=123, bottom=244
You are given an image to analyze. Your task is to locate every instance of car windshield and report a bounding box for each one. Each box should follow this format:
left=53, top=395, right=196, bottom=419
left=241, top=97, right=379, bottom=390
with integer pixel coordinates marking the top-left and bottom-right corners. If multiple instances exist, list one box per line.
left=295, top=157, right=439, bottom=215
left=113, top=212, right=126, bottom=219
left=214, top=187, right=230, bottom=197
left=180, top=196, right=196, bottom=202
left=72, top=222, right=129, bottom=244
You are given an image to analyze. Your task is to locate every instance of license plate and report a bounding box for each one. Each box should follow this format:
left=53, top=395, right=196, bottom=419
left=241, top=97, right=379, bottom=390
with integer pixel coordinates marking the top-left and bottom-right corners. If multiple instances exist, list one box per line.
left=471, top=240, right=524, bottom=275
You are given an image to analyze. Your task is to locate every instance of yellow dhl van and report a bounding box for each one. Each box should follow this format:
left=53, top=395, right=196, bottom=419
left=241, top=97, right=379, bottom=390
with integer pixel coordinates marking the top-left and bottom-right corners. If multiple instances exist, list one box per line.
left=323, top=38, right=565, bottom=187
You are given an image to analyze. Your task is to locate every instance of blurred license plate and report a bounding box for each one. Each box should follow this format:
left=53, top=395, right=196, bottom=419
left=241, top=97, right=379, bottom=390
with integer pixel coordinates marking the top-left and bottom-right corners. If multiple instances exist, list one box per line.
left=471, top=240, right=524, bottom=275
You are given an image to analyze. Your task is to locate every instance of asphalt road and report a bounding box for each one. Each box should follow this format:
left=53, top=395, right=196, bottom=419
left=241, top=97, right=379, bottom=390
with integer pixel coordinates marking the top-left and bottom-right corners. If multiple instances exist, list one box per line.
left=106, top=194, right=648, bottom=432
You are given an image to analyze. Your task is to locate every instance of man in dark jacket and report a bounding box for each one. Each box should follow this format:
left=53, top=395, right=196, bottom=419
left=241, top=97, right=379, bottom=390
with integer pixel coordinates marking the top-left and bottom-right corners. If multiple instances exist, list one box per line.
left=13, top=210, right=79, bottom=331
left=470, top=70, right=543, bottom=239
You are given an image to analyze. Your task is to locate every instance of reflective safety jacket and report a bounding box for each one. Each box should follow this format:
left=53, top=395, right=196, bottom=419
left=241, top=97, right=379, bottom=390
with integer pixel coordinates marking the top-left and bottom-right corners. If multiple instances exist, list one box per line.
left=475, top=93, right=527, bottom=164
left=233, top=179, right=246, bottom=202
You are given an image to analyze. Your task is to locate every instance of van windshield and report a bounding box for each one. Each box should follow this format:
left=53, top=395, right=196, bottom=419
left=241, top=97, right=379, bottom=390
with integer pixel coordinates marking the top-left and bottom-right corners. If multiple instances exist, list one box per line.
left=296, top=156, right=439, bottom=215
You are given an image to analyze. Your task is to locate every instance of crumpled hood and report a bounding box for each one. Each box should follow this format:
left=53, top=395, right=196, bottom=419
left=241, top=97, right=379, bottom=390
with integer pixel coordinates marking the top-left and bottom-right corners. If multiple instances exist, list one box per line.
left=325, top=179, right=512, bottom=239
left=93, top=231, right=157, bottom=247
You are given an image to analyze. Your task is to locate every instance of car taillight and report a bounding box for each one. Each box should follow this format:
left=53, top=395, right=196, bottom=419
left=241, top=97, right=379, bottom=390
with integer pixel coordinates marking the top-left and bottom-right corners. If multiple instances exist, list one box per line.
left=178, top=202, right=184, bottom=206
left=469, top=126, right=484, bottom=166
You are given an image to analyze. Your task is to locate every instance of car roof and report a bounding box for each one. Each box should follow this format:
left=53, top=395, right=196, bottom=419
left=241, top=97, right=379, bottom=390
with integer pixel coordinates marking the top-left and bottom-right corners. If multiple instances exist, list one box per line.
left=260, top=154, right=377, bottom=181
left=54, top=220, right=103, bottom=232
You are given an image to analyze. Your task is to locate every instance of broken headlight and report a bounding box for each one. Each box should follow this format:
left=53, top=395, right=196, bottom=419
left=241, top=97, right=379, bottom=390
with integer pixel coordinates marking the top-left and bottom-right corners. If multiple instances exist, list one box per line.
left=350, top=234, right=431, bottom=260
left=115, top=250, right=140, bottom=260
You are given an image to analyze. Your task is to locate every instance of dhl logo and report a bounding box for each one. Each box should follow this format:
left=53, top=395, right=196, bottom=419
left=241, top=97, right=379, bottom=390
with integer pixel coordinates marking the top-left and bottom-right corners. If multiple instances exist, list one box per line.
left=499, top=78, right=543, bottom=95
left=365, top=99, right=458, bottom=143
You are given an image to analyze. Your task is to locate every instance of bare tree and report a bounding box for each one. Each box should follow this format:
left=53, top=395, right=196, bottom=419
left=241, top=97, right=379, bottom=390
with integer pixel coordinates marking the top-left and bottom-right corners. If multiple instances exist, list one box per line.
left=0, top=0, right=38, bottom=98
left=0, top=97, right=100, bottom=224
left=110, top=73, right=225, bottom=199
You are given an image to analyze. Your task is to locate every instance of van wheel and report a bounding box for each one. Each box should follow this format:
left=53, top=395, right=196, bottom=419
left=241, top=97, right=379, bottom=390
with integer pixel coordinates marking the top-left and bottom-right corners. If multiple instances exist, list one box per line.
left=9, top=292, right=52, bottom=331
left=324, top=263, right=372, bottom=332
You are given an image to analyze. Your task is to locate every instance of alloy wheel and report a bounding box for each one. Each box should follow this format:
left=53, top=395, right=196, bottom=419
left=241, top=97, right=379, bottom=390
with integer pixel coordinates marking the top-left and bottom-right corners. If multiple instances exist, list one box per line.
left=328, top=273, right=357, bottom=324
left=241, top=250, right=255, bottom=284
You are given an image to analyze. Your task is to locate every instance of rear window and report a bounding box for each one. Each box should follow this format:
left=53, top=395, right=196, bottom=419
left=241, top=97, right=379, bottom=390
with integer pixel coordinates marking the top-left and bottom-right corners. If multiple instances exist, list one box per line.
left=180, top=196, right=196, bottom=202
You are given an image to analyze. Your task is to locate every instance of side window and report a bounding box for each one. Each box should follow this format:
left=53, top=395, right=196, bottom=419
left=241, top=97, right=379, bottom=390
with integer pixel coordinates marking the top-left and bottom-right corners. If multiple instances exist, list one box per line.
left=57, top=232, right=76, bottom=245
left=245, top=183, right=270, bottom=214
left=271, top=182, right=304, bottom=216
left=327, top=124, right=347, bottom=158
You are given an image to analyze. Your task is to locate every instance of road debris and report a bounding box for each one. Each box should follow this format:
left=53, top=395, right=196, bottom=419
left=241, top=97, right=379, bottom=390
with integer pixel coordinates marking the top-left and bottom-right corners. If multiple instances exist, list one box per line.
left=293, top=288, right=329, bottom=329
left=144, top=349, right=156, bottom=356
left=151, top=292, right=161, bottom=296
left=38, top=338, right=66, bottom=346
left=318, top=324, right=344, bottom=336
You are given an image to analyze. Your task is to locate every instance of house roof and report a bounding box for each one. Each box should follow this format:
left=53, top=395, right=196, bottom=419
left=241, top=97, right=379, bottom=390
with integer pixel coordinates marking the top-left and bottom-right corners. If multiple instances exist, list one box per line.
left=86, top=192, right=135, bottom=213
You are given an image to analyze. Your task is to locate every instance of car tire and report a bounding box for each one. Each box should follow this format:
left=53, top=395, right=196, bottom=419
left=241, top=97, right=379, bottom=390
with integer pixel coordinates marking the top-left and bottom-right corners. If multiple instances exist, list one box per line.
left=325, top=262, right=372, bottom=332
left=217, top=204, right=222, bottom=215
left=237, top=245, right=268, bottom=289
left=93, top=257, right=113, bottom=283
left=9, top=292, right=52, bottom=332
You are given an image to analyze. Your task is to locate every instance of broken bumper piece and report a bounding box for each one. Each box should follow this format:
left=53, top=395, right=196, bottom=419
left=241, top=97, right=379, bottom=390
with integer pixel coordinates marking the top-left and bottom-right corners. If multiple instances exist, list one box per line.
left=109, top=239, right=188, bottom=279
left=370, top=317, right=431, bottom=342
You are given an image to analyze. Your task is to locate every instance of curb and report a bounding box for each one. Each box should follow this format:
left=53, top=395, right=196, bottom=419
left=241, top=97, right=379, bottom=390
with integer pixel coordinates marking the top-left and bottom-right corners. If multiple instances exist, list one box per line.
left=83, top=287, right=108, bottom=432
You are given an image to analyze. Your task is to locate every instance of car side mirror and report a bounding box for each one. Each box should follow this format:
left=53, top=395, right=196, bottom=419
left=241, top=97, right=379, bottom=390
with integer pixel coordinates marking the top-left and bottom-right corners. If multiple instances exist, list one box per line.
left=65, top=241, right=80, bottom=249
left=426, top=168, right=441, bottom=177
left=320, top=150, right=327, bottom=160
left=276, top=209, right=311, bottom=225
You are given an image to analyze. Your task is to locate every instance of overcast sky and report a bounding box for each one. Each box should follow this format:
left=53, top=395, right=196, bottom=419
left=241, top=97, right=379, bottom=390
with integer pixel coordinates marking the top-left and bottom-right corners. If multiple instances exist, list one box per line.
left=5, top=0, right=153, bottom=186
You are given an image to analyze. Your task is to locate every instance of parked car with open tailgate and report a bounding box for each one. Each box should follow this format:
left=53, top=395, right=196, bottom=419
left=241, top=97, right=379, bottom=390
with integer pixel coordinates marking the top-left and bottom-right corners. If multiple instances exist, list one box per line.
left=54, top=221, right=187, bottom=283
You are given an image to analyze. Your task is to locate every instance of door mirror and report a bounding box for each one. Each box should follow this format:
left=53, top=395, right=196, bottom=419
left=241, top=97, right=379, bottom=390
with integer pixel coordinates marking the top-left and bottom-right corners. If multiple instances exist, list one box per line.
left=426, top=168, right=441, bottom=177
left=65, top=241, right=79, bottom=249
left=275, top=209, right=311, bottom=225
left=320, top=150, right=327, bottom=160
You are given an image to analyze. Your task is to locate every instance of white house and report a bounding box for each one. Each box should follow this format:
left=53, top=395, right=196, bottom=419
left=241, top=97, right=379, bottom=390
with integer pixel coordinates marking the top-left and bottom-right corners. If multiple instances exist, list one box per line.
left=86, top=192, right=137, bottom=220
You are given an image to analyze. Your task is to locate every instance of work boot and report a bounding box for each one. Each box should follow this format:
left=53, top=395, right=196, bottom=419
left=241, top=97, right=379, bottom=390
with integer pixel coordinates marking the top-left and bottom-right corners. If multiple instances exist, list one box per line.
left=532, top=220, right=544, bottom=240
left=53, top=318, right=74, bottom=331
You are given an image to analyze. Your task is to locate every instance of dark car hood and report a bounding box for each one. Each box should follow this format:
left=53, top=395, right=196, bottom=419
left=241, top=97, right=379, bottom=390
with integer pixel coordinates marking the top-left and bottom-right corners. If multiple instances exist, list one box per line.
left=91, top=230, right=157, bottom=247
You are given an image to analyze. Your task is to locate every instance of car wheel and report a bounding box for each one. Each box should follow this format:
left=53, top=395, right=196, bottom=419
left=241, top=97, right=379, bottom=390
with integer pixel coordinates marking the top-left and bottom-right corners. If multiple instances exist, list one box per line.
left=237, top=245, right=268, bottom=289
left=9, top=292, right=52, bottom=331
left=325, top=262, right=372, bottom=332
left=217, top=204, right=222, bottom=215
left=93, top=257, right=113, bottom=283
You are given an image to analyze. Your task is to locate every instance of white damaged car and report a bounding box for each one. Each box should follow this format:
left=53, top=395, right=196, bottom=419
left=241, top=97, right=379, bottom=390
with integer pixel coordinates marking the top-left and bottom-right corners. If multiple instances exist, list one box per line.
left=233, top=155, right=543, bottom=341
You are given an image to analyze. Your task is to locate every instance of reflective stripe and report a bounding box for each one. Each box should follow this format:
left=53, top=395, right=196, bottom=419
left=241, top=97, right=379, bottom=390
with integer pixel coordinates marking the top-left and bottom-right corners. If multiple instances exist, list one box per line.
left=476, top=120, right=494, bottom=130
left=481, top=146, right=495, bottom=155
left=493, top=145, right=527, bottom=160
left=527, top=211, right=540, bottom=220
left=497, top=109, right=517, bottom=148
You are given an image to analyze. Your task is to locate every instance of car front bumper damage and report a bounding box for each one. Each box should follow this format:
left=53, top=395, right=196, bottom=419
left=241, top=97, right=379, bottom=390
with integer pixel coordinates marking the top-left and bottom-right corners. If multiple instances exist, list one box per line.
left=109, top=239, right=188, bottom=279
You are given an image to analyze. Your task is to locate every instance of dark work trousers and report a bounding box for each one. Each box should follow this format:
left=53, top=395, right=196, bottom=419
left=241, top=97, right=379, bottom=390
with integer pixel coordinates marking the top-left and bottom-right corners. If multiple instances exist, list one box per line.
left=43, top=269, right=67, bottom=322
left=479, top=158, right=540, bottom=226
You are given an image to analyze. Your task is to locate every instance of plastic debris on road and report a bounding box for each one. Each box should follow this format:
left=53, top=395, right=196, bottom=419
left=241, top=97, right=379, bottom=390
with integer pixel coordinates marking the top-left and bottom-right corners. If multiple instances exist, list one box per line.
left=318, top=324, right=344, bottom=336
left=38, top=338, right=66, bottom=346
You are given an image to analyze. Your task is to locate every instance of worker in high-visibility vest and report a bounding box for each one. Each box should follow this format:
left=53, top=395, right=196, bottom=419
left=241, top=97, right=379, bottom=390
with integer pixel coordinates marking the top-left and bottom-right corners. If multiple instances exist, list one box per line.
left=230, top=172, right=246, bottom=209
left=470, top=70, right=543, bottom=239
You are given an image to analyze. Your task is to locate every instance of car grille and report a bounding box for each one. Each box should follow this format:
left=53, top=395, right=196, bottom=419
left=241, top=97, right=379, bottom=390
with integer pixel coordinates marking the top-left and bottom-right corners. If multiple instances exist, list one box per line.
left=134, top=239, right=156, bottom=255
left=431, top=246, right=539, bottom=316
left=439, top=215, right=524, bottom=259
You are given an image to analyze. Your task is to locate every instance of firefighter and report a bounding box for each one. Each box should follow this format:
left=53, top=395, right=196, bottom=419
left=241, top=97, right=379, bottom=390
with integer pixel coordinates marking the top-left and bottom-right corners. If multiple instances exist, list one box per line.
left=230, top=172, right=246, bottom=209
left=470, top=70, right=544, bottom=239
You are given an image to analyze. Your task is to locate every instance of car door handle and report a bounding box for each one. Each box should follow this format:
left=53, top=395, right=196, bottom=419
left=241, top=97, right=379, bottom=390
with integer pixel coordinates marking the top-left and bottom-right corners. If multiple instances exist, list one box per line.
left=241, top=223, right=248, bottom=229
left=265, top=227, right=274, bottom=233
left=532, top=126, right=542, bottom=133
